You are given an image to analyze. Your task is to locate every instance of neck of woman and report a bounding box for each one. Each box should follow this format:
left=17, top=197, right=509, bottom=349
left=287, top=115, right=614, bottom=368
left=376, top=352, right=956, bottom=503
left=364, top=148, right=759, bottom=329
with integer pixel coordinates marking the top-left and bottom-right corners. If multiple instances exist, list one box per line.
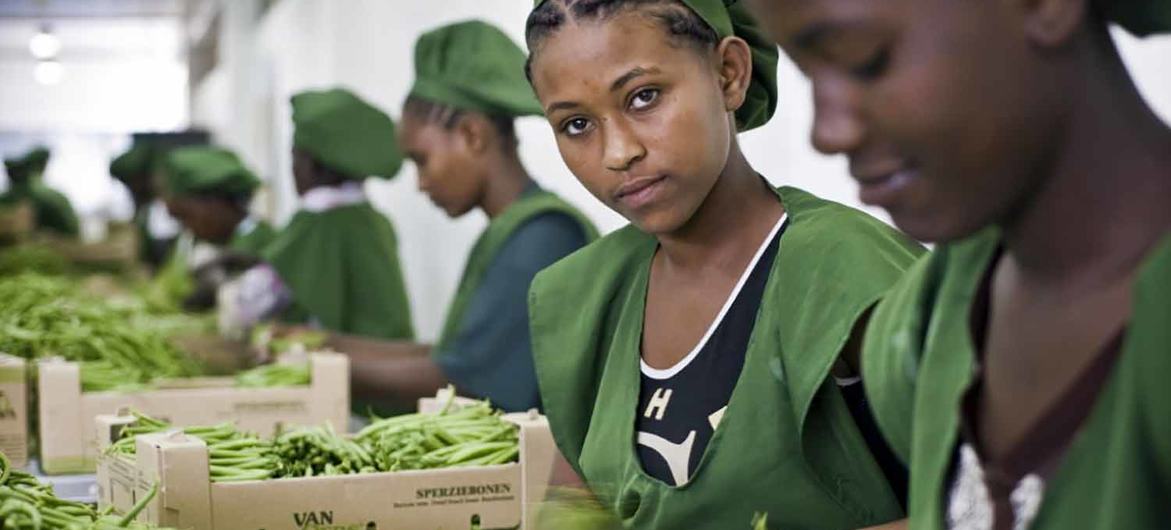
left=480, top=153, right=533, bottom=219
left=1001, top=48, right=1171, bottom=289
left=656, top=141, right=785, bottom=276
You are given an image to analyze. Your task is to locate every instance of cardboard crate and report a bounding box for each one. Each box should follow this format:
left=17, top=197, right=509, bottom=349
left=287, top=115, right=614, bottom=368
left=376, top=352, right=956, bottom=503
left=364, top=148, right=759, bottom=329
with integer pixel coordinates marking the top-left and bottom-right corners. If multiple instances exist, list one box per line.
left=95, top=404, right=556, bottom=530
left=0, top=354, right=29, bottom=468
left=38, top=352, right=348, bottom=475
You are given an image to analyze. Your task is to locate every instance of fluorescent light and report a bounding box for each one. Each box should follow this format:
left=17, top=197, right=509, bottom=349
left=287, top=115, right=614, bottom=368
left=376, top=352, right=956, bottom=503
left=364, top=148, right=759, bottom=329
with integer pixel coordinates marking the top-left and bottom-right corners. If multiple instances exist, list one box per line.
left=34, top=60, right=64, bottom=85
left=29, top=26, right=61, bottom=60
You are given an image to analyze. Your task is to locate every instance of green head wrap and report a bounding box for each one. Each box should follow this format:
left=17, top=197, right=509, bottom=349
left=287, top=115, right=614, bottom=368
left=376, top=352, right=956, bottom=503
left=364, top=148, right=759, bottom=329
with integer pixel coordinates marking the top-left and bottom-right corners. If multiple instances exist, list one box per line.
left=291, top=88, right=403, bottom=180
left=163, top=146, right=260, bottom=199
left=411, top=20, right=543, bottom=117
left=109, top=144, right=155, bottom=183
left=1104, top=0, right=1171, bottom=36
left=529, top=0, right=778, bottom=131
left=4, top=146, right=50, bottom=182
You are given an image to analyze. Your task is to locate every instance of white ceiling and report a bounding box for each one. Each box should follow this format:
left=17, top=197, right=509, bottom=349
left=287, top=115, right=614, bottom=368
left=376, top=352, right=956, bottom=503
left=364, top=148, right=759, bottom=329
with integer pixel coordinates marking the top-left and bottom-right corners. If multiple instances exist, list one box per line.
left=0, top=0, right=184, bottom=20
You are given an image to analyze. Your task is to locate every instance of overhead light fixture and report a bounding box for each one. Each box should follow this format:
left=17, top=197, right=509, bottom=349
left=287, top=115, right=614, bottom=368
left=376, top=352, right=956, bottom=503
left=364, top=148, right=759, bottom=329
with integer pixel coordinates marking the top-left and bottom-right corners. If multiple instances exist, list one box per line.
left=29, top=24, right=61, bottom=60
left=34, top=59, right=64, bottom=85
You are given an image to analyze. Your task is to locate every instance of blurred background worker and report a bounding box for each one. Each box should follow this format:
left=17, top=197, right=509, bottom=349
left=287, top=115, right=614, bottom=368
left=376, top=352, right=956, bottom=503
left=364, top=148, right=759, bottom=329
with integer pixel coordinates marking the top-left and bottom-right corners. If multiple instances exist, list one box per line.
left=1, top=146, right=78, bottom=238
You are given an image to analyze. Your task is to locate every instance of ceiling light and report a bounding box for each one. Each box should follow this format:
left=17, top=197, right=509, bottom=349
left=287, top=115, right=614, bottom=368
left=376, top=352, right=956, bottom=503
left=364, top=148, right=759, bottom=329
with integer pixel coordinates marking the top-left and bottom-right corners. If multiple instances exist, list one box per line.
left=29, top=25, right=61, bottom=60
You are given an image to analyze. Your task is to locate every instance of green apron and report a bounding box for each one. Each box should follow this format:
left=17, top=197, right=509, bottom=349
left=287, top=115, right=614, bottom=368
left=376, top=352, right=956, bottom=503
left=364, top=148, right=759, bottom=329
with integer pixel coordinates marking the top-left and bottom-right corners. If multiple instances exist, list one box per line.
left=0, top=181, right=79, bottom=237
left=863, top=229, right=1171, bottom=529
left=529, top=186, right=923, bottom=529
left=262, top=202, right=414, bottom=340
left=228, top=220, right=277, bottom=257
left=434, top=188, right=598, bottom=354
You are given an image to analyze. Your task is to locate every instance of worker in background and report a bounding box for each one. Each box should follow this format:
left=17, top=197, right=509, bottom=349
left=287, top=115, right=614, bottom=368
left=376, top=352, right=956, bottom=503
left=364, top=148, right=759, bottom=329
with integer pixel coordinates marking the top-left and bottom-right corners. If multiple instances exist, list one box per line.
left=225, top=88, right=414, bottom=342
left=159, top=146, right=276, bottom=311
left=109, top=141, right=182, bottom=268
left=1, top=147, right=79, bottom=238
left=312, top=20, right=598, bottom=414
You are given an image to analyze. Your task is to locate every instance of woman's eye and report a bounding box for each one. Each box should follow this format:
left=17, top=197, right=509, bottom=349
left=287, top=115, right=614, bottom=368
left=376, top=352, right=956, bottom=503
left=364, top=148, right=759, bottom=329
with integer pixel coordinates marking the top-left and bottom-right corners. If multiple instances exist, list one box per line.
left=630, top=88, right=659, bottom=110
left=850, top=48, right=890, bottom=80
left=562, top=117, right=591, bottom=137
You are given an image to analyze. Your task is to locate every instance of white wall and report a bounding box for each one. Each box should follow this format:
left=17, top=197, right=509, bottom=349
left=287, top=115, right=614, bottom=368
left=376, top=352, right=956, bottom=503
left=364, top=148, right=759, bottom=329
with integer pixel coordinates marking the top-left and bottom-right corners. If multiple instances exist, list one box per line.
left=190, top=1, right=1171, bottom=341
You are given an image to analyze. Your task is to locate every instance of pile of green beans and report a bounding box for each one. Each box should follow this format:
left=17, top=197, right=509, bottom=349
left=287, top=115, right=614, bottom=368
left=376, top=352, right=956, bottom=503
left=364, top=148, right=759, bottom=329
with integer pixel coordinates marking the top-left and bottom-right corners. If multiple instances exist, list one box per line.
left=355, top=401, right=520, bottom=471
left=107, top=412, right=275, bottom=483
left=271, top=425, right=375, bottom=478
left=0, top=274, right=203, bottom=392
left=111, top=400, right=521, bottom=485
left=233, top=363, right=311, bottom=388
left=0, top=450, right=168, bottom=529
left=752, top=513, right=768, bottom=530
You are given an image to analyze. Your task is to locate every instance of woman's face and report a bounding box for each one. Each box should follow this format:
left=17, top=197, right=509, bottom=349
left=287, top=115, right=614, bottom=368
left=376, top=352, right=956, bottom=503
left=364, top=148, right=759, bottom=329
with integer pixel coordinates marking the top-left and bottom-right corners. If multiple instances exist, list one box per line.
left=168, top=195, right=239, bottom=244
left=398, top=113, right=484, bottom=218
left=746, top=0, right=1068, bottom=242
left=529, top=11, right=739, bottom=236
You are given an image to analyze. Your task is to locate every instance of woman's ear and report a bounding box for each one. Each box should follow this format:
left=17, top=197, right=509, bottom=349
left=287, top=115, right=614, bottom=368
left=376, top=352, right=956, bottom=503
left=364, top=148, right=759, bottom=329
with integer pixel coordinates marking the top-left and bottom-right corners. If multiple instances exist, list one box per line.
left=716, top=36, right=753, bottom=115
left=455, top=114, right=492, bottom=155
left=1016, top=0, right=1087, bottom=48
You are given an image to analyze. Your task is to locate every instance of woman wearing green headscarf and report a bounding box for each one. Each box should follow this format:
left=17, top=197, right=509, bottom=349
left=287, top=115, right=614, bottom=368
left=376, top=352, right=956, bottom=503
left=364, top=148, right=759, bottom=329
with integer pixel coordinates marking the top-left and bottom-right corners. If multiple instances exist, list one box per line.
left=226, top=88, right=415, bottom=342
left=314, top=20, right=598, bottom=414
left=745, top=0, right=1171, bottom=529
left=110, top=141, right=183, bottom=268
left=523, top=1, right=924, bottom=528
left=1, top=147, right=79, bottom=238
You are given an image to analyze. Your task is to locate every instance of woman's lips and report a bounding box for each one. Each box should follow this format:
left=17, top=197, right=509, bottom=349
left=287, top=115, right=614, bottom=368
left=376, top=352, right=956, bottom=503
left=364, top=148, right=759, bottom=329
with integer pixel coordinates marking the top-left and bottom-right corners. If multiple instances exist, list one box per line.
left=615, top=175, right=667, bottom=210
left=854, top=166, right=918, bottom=208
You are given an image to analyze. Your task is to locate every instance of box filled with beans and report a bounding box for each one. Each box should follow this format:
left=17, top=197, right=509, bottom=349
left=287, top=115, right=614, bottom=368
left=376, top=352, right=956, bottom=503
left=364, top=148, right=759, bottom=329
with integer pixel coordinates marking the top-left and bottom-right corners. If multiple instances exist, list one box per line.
left=0, top=354, right=29, bottom=469
left=36, top=351, right=348, bottom=475
left=95, top=391, right=556, bottom=530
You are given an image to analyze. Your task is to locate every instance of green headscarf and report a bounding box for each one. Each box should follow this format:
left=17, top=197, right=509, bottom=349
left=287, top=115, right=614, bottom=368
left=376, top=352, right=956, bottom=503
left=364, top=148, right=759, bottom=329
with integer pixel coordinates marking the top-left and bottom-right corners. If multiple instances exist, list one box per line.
left=529, top=0, right=779, bottom=131
left=4, top=147, right=51, bottom=182
left=162, top=146, right=260, bottom=198
left=291, top=88, right=403, bottom=180
left=1105, top=0, right=1171, bottom=36
left=411, top=20, right=543, bottom=117
left=109, top=144, right=155, bottom=184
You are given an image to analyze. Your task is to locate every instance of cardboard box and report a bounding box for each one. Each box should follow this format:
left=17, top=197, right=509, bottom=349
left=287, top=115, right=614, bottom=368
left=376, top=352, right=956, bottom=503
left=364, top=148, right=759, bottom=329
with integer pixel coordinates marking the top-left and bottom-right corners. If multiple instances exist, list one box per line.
left=38, top=352, right=348, bottom=475
left=0, top=354, right=29, bottom=468
left=96, top=403, right=556, bottom=530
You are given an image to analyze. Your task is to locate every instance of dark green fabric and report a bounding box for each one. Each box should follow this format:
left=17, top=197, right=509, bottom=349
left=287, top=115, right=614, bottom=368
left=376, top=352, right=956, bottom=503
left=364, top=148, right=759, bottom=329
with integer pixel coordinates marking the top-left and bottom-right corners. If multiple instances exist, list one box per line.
left=863, top=230, right=1171, bottom=529
left=291, top=88, right=403, bottom=181
left=0, top=182, right=79, bottom=238
left=412, top=20, right=543, bottom=117
left=4, top=147, right=50, bottom=181
left=528, top=186, right=923, bottom=528
left=162, top=146, right=260, bottom=198
left=109, top=144, right=155, bottom=184
left=1104, top=0, right=1171, bottom=36
left=529, top=0, right=778, bottom=131
left=228, top=221, right=276, bottom=256
left=262, top=203, right=414, bottom=340
left=436, top=187, right=597, bottom=353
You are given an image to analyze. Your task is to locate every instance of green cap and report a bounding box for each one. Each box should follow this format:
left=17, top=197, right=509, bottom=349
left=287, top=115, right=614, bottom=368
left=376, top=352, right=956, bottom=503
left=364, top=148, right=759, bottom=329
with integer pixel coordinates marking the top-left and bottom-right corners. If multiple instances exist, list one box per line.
left=291, top=88, right=403, bottom=180
left=1106, top=0, right=1171, bottom=36
left=411, top=20, right=543, bottom=117
left=162, top=146, right=260, bottom=198
left=529, top=0, right=778, bottom=131
left=4, top=146, right=50, bottom=181
left=109, top=144, right=155, bottom=183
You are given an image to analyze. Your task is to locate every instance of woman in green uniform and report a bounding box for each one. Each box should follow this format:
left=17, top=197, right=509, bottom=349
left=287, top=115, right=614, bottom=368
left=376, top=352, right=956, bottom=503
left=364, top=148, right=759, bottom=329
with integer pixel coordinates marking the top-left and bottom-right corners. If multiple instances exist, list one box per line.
left=110, top=141, right=183, bottom=268
left=316, top=20, right=598, bottom=414
left=161, top=146, right=275, bottom=257
left=524, top=1, right=923, bottom=528
left=226, top=88, right=415, bottom=341
left=1, top=147, right=79, bottom=238
left=746, top=1, right=1171, bottom=528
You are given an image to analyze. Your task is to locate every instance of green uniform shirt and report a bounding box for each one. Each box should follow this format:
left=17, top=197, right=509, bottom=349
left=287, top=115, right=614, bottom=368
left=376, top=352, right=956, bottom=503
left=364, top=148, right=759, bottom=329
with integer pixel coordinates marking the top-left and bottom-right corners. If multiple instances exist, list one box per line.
left=0, top=182, right=79, bottom=237
left=433, top=185, right=597, bottom=411
left=529, top=186, right=923, bottom=529
left=262, top=202, right=414, bottom=340
left=863, top=229, right=1171, bottom=529
left=228, top=219, right=277, bottom=257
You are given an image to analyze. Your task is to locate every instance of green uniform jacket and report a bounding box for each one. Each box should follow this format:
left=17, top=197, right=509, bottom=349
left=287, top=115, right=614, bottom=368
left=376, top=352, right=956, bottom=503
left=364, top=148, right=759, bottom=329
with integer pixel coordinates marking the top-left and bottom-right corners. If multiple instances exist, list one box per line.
left=529, top=186, right=924, bottom=529
left=0, top=182, right=79, bottom=237
left=262, top=203, right=414, bottom=340
left=228, top=221, right=277, bottom=257
left=863, top=229, right=1171, bottom=529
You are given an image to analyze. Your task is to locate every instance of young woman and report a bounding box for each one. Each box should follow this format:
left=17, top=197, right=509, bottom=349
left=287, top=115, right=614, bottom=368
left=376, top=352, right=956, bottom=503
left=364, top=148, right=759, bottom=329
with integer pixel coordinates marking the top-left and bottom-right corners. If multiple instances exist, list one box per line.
left=1, top=147, right=78, bottom=238
left=746, top=1, right=1171, bottom=528
left=158, top=146, right=276, bottom=311
left=317, top=20, right=598, bottom=414
left=524, top=1, right=923, bottom=527
left=226, top=88, right=415, bottom=341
